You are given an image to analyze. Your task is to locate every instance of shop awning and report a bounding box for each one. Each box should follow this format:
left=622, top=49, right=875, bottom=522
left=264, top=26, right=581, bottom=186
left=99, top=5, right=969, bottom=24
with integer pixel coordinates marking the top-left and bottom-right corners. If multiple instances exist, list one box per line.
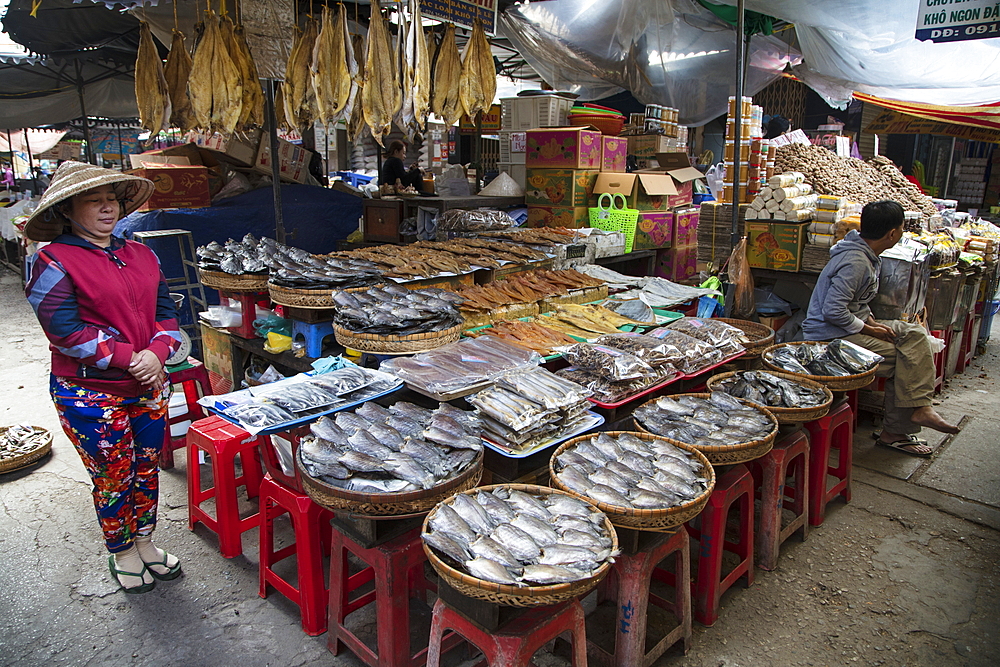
left=855, top=93, right=1000, bottom=133
left=862, top=109, right=1000, bottom=144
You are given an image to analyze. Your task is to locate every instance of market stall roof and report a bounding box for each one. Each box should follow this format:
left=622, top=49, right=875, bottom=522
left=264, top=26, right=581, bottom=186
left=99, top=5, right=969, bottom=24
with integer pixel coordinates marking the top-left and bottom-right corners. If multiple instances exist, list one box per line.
left=0, top=55, right=137, bottom=127
left=2, top=0, right=142, bottom=63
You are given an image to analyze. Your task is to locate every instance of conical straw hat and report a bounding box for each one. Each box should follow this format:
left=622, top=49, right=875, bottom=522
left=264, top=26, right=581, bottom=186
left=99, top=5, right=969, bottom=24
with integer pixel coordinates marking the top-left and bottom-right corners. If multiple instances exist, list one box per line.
left=23, top=161, right=154, bottom=242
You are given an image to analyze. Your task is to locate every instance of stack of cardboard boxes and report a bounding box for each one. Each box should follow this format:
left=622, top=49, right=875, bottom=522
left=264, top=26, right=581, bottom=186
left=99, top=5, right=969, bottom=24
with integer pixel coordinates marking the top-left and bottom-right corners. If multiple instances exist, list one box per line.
left=524, top=127, right=627, bottom=229
left=590, top=152, right=704, bottom=281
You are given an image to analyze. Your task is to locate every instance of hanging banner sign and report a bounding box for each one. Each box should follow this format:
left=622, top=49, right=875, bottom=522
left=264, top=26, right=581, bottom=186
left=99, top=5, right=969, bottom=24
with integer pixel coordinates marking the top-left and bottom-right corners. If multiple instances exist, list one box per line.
left=422, top=0, right=498, bottom=34
left=90, top=130, right=140, bottom=156
left=916, top=0, right=1000, bottom=43
left=459, top=104, right=501, bottom=133
left=863, top=109, right=1000, bottom=144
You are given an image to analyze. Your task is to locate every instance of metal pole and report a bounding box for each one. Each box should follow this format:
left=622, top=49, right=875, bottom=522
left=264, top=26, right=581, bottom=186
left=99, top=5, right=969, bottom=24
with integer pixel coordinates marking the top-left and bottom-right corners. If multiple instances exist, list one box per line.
left=116, top=123, right=124, bottom=170
left=22, top=128, right=39, bottom=194
left=263, top=79, right=286, bottom=244
left=474, top=111, right=482, bottom=194
left=944, top=136, right=957, bottom=198
left=730, top=0, right=746, bottom=250
left=76, top=63, right=95, bottom=164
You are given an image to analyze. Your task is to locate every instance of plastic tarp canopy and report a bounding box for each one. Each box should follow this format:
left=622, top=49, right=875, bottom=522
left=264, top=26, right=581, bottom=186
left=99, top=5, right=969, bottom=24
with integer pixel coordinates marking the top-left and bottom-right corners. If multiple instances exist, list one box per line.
left=498, top=0, right=801, bottom=126
left=114, top=183, right=363, bottom=302
left=0, top=56, right=138, bottom=127
left=710, top=0, right=1000, bottom=107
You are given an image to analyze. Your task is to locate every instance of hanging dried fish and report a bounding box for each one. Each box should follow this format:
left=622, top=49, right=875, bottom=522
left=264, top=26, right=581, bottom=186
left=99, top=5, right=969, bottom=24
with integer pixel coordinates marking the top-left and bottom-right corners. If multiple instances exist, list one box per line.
left=361, top=0, right=400, bottom=146
left=347, top=33, right=367, bottom=141
left=411, top=0, right=431, bottom=134
left=431, top=23, right=462, bottom=127
left=283, top=17, right=319, bottom=130
left=188, top=10, right=243, bottom=136
left=233, top=23, right=265, bottom=129
left=164, top=29, right=195, bottom=132
left=396, top=2, right=412, bottom=133
left=218, top=14, right=246, bottom=133
left=135, top=21, right=171, bottom=140
left=312, top=3, right=352, bottom=124
left=459, top=18, right=496, bottom=120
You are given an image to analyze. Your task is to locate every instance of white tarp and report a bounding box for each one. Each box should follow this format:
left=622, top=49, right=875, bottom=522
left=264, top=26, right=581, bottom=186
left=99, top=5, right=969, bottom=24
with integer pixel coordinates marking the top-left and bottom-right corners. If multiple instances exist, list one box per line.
left=711, top=0, right=1000, bottom=107
left=498, top=0, right=801, bottom=126
left=0, top=129, right=67, bottom=154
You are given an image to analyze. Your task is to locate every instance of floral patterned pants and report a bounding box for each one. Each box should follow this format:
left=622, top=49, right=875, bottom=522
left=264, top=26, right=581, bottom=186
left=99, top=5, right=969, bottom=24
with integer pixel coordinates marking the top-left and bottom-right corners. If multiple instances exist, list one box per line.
left=50, top=376, right=170, bottom=553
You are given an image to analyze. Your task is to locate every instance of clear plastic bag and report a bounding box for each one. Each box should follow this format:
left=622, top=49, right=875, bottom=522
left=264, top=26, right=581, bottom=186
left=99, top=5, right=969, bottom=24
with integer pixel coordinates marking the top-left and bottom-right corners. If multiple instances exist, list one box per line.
left=555, top=343, right=654, bottom=381
left=555, top=367, right=649, bottom=404
left=728, top=237, right=756, bottom=319
left=593, top=333, right=686, bottom=372
left=467, top=386, right=549, bottom=431
left=645, top=329, right=725, bottom=374
left=222, top=402, right=295, bottom=430
left=495, top=366, right=592, bottom=410
left=666, top=317, right=747, bottom=357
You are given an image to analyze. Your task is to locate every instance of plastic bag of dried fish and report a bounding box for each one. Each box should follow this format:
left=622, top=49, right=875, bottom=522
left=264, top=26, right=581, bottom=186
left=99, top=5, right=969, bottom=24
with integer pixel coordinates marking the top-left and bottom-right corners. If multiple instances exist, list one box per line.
left=222, top=402, right=296, bottom=430
left=257, top=381, right=341, bottom=413
left=602, top=298, right=655, bottom=324
left=593, top=333, right=686, bottom=372
left=423, top=487, right=617, bottom=586
left=715, top=371, right=828, bottom=409
left=645, top=329, right=725, bottom=375
left=468, top=386, right=549, bottom=431
left=436, top=208, right=515, bottom=232
left=553, top=432, right=710, bottom=510
left=666, top=317, right=747, bottom=357
left=494, top=367, right=592, bottom=410
left=765, top=340, right=881, bottom=377
left=298, top=401, right=482, bottom=493
left=633, top=393, right=776, bottom=449
left=381, top=337, right=542, bottom=395
left=307, top=366, right=373, bottom=396
left=555, top=343, right=654, bottom=382
left=555, top=367, right=649, bottom=404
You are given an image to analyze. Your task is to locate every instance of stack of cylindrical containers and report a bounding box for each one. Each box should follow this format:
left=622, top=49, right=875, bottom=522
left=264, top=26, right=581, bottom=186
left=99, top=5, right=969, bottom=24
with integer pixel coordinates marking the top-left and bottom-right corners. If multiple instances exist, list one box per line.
left=721, top=96, right=771, bottom=205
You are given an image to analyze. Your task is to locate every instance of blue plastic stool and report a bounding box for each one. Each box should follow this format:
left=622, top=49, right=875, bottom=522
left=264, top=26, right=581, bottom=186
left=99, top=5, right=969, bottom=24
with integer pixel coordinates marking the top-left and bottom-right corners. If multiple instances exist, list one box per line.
left=292, top=320, right=335, bottom=358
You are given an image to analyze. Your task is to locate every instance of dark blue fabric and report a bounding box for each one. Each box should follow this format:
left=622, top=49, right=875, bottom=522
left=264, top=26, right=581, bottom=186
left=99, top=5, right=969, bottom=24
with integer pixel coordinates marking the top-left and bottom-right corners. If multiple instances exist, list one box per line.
left=113, top=184, right=362, bottom=306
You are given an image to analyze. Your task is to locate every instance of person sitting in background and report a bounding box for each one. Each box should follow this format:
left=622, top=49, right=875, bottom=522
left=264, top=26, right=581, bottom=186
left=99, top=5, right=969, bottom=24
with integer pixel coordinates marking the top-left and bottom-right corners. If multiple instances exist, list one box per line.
left=764, top=115, right=791, bottom=140
left=379, top=140, right=423, bottom=191
left=801, top=200, right=960, bottom=457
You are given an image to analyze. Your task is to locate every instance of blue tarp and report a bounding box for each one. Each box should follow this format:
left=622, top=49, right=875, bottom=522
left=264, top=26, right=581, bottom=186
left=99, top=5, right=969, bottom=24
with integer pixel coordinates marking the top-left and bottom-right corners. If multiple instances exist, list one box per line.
left=114, top=184, right=363, bottom=304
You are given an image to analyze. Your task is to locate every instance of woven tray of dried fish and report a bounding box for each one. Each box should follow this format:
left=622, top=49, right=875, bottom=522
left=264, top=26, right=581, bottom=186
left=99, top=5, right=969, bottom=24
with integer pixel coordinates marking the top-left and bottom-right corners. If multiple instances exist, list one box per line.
left=0, top=424, right=53, bottom=474
left=422, top=483, right=618, bottom=606
left=632, top=392, right=778, bottom=465
left=707, top=371, right=833, bottom=423
left=711, top=318, right=775, bottom=357
left=198, top=268, right=269, bottom=292
left=549, top=431, right=714, bottom=531
left=761, top=341, right=880, bottom=392
left=297, top=401, right=485, bottom=516
left=334, top=324, right=462, bottom=354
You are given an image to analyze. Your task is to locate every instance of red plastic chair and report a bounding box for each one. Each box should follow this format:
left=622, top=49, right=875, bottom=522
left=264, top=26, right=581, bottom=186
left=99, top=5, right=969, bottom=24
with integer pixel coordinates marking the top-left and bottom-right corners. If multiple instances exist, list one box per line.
left=685, top=464, right=755, bottom=627
left=803, top=400, right=854, bottom=527
left=187, top=416, right=265, bottom=558
left=749, top=429, right=810, bottom=571
left=592, top=528, right=691, bottom=666
left=161, top=358, right=210, bottom=469
left=258, top=475, right=335, bottom=636
left=427, top=598, right=588, bottom=667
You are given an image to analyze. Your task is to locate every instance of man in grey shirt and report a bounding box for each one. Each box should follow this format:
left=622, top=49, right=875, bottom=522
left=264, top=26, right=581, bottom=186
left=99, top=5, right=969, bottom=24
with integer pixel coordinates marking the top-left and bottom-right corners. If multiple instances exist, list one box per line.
left=802, top=200, right=959, bottom=456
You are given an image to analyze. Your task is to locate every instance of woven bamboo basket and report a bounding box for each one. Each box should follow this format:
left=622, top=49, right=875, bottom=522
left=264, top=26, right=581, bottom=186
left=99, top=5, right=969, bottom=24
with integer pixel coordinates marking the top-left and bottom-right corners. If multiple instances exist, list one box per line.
left=633, top=393, right=778, bottom=465
left=0, top=425, right=53, bottom=474
left=761, top=342, right=878, bottom=392
left=706, top=371, right=833, bottom=424
left=713, top=318, right=775, bottom=357
left=268, top=282, right=337, bottom=309
left=548, top=431, right=715, bottom=532
left=423, top=484, right=618, bottom=607
left=198, top=268, right=269, bottom=292
left=334, top=323, right=462, bottom=354
left=298, top=448, right=483, bottom=516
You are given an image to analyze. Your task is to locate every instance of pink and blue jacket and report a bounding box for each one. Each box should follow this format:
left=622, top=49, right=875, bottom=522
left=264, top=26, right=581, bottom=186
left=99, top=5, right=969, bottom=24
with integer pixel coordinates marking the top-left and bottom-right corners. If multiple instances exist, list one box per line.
left=25, top=234, right=182, bottom=397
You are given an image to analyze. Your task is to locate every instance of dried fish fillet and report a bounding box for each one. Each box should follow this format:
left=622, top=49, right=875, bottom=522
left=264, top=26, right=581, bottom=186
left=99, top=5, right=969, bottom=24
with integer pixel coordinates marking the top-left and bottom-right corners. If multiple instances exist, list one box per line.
left=312, top=4, right=352, bottom=124
left=188, top=11, right=243, bottom=136
left=135, top=22, right=171, bottom=139
left=283, top=18, right=319, bottom=129
left=164, top=29, right=195, bottom=132
left=431, top=23, right=462, bottom=127
left=362, top=0, right=400, bottom=145
left=458, top=18, right=496, bottom=119
left=233, top=23, right=264, bottom=128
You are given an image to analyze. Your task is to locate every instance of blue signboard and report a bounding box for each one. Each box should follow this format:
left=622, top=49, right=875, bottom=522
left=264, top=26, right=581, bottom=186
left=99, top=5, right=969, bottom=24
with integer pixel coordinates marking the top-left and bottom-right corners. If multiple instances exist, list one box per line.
left=422, top=0, right=497, bottom=33
left=916, top=0, right=1000, bottom=42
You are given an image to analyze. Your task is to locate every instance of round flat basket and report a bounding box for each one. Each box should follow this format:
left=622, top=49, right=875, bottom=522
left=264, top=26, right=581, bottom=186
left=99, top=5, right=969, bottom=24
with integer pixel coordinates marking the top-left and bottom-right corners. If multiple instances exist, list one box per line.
left=549, top=431, right=715, bottom=532
left=298, top=448, right=483, bottom=517
left=0, top=425, right=53, bottom=474
left=714, top=318, right=775, bottom=357
left=761, top=342, right=877, bottom=392
left=198, top=268, right=269, bottom=292
left=268, top=282, right=338, bottom=309
left=705, top=371, right=833, bottom=424
left=423, top=484, right=618, bottom=607
left=633, top=393, right=778, bottom=465
left=334, top=323, right=462, bottom=354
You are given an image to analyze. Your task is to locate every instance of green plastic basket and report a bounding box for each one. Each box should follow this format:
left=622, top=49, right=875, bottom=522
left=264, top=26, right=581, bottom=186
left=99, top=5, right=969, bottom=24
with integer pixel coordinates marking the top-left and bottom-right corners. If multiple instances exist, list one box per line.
left=589, top=193, right=639, bottom=253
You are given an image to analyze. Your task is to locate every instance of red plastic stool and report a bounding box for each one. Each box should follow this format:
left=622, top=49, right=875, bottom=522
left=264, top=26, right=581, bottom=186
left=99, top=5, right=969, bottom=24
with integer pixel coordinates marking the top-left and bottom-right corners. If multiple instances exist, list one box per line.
left=217, top=290, right=270, bottom=339
left=591, top=528, right=691, bottom=666
left=427, top=597, right=588, bottom=667
left=749, top=429, right=810, bottom=571
left=685, top=464, right=754, bottom=627
left=161, top=358, right=211, bottom=469
left=957, top=313, right=977, bottom=374
left=187, top=416, right=265, bottom=558
left=258, top=475, right=335, bottom=636
left=803, top=400, right=854, bottom=527
left=328, top=525, right=437, bottom=666
left=843, top=389, right=859, bottom=430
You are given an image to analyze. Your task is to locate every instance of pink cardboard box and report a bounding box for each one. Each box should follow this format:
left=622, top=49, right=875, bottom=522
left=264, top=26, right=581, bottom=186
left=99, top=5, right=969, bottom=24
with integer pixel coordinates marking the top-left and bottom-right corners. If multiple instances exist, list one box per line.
left=672, top=206, right=700, bottom=247
left=526, top=127, right=603, bottom=169
left=634, top=211, right=674, bottom=250
left=657, top=245, right=698, bottom=281
left=602, top=136, right=627, bottom=172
